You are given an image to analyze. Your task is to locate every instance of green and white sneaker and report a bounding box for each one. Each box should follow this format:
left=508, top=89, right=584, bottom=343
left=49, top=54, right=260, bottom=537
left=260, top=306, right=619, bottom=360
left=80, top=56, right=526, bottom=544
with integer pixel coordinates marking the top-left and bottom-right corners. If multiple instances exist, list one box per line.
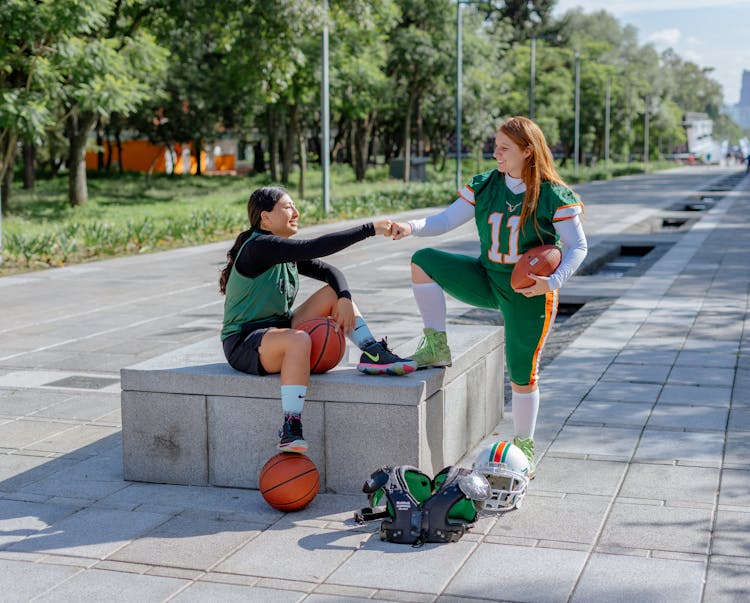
left=513, top=436, right=536, bottom=480
left=411, top=328, right=452, bottom=368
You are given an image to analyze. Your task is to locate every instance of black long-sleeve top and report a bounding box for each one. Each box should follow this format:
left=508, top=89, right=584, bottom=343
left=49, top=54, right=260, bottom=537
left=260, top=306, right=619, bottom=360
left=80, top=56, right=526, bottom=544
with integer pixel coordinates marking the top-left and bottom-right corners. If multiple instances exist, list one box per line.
left=234, top=223, right=376, bottom=299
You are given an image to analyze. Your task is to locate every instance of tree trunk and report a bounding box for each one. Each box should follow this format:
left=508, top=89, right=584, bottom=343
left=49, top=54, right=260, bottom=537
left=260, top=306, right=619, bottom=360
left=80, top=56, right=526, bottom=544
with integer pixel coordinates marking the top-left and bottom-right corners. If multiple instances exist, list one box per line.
left=67, top=110, right=98, bottom=207
left=298, top=129, right=306, bottom=200
left=416, top=97, right=424, bottom=156
left=282, top=105, right=296, bottom=185
left=194, top=139, right=202, bottom=175
left=253, top=141, right=265, bottom=174
left=403, top=93, right=415, bottom=183
left=353, top=112, right=376, bottom=182
left=96, top=119, right=105, bottom=171
left=2, top=141, right=17, bottom=210
left=115, top=129, right=123, bottom=173
left=268, top=108, right=279, bottom=181
left=22, top=142, right=35, bottom=190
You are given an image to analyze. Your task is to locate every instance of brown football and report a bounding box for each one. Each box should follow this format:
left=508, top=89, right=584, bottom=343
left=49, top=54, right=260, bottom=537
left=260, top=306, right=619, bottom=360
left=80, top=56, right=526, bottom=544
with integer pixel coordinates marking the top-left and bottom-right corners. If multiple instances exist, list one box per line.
left=510, top=245, right=562, bottom=290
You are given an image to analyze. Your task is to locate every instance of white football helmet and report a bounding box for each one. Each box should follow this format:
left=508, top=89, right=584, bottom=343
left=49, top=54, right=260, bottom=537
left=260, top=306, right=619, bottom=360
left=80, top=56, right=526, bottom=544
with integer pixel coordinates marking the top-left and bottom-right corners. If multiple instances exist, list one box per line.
left=473, top=440, right=530, bottom=511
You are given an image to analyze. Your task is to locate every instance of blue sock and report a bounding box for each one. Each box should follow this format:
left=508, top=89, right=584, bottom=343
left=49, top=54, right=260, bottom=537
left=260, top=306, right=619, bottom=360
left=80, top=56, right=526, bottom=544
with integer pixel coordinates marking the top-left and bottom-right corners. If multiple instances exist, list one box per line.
left=350, top=316, right=376, bottom=350
left=281, top=385, right=306, bottom=415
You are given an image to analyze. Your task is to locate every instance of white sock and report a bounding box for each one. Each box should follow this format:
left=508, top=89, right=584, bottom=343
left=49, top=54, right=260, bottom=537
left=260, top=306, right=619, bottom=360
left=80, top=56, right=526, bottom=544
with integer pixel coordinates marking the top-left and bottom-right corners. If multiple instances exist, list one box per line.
left=281, top=385, right=306, bottom=415
left=512, top=389, right=539, bottom=440
left=412, top=282, right=447, bottom=331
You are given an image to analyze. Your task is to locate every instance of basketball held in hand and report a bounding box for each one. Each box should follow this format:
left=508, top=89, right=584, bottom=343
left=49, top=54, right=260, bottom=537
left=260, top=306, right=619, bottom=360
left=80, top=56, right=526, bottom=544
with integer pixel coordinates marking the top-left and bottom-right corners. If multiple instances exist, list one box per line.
left=259, top=452, right=320, bottom=512
left=511, top=245, right=562, bottom=290
left=296, top=317, right=346, bottom=373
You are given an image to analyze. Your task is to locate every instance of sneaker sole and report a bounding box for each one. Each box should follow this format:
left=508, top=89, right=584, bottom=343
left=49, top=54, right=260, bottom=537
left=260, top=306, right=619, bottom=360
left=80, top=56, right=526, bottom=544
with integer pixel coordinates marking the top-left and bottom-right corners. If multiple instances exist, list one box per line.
left=357, top=362, right=417, bottom=376
left=277, top=440, right=308, bottom=453
left=416, top=361, right=452, bottom=369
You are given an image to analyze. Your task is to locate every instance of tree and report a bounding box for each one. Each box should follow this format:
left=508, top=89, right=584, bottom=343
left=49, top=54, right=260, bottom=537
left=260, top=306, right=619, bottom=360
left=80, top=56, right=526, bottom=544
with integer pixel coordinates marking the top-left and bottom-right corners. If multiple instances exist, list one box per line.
left=387, top=0, right=453, bottom=182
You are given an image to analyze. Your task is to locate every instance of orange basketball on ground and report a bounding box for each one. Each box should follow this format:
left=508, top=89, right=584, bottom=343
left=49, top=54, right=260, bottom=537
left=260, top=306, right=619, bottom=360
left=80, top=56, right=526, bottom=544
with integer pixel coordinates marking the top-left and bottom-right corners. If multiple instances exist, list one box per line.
left=297, top=317, right=346, bottom=373
left=511, top=245, right=562, bottom=290
left=259, top=452, right=320, bottom=511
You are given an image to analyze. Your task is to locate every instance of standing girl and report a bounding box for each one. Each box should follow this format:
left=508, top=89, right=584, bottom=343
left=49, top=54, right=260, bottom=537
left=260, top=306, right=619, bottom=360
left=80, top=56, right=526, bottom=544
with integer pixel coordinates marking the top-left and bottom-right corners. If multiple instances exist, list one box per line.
left=220, top=186, right=416, bottom=453
left=391, top=116, right=587, bottom=476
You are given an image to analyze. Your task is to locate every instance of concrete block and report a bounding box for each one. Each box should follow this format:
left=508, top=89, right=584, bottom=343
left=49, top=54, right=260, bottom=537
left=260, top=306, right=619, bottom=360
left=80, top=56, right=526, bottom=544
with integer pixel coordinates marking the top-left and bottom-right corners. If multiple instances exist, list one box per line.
left=325, top=402, right=418, bottom=494
left=208, top=397, right=325, bottom=489
left=121, top=325, right=503, bottom=494
left=121, top=390, right=208, bottom=486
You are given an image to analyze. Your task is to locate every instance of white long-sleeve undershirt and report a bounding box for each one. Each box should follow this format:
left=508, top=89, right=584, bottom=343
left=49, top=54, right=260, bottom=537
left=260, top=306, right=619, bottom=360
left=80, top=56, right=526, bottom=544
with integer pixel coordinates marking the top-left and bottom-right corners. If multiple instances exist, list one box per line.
left=407, top=195, right=588, bottom=290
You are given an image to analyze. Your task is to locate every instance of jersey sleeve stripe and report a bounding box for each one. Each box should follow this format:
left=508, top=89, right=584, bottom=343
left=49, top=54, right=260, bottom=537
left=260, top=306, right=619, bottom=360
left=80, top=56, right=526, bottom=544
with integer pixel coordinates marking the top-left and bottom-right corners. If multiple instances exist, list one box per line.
left=553, top=204, right=582, bottom=220
left=458, top=185, right=476, bottom=205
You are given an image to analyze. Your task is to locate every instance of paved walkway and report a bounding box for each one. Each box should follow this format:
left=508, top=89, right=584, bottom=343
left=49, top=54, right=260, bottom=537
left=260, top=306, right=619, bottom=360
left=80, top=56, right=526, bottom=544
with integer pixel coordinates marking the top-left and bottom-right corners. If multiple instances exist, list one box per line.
left=0, top=166, right=747, bottom=602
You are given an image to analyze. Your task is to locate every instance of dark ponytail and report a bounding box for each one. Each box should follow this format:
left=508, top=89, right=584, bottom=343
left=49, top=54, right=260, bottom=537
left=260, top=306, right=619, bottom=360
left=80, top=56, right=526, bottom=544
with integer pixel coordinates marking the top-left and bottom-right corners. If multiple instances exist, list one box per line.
left=219, top=186, right=290, bottom=294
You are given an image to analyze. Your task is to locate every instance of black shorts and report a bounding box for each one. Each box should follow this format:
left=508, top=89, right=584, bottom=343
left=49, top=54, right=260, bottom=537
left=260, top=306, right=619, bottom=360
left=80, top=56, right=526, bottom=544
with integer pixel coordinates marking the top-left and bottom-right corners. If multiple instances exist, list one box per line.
left=222, top=320, right=292, bottom=376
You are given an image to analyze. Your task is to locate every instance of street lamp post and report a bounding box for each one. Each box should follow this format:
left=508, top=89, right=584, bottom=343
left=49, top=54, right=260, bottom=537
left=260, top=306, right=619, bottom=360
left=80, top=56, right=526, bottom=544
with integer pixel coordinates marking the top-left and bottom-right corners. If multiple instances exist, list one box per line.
left=321, top=0, right=331, bottom=213
left=605, top=76, right=611, bottom=169
left=456, top=0, right=463, bottom=190
left=644, top=94, right=650, bottom=169
left=573, top=50, right=581, bottom=178
left=529, top=36, right=536, bottom=120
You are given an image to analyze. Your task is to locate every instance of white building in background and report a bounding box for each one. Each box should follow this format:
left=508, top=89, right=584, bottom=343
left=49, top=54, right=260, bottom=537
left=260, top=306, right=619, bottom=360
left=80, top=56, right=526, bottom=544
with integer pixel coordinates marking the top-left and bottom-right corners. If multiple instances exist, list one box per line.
left=682, top=112, right=723, bottom=164
left=735, top=70, right=750, bottom=129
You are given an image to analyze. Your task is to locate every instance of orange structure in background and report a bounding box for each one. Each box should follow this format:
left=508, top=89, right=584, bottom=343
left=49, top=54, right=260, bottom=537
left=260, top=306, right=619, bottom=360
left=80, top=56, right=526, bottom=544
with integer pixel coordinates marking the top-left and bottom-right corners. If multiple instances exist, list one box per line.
left=85, top=139, right=236, bottom=174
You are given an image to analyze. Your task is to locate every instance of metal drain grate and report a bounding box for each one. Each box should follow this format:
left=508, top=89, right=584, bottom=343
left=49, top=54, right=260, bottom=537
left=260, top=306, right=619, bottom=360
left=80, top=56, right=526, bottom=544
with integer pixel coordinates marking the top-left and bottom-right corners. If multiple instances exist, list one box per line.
left=44, top=375, right=120, bottom=390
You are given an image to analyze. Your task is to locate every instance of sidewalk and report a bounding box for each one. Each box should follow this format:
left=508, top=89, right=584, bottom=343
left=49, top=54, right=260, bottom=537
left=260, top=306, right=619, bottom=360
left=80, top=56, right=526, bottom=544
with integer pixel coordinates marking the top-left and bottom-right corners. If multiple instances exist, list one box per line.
left=0, top=166, right=747, bottom=602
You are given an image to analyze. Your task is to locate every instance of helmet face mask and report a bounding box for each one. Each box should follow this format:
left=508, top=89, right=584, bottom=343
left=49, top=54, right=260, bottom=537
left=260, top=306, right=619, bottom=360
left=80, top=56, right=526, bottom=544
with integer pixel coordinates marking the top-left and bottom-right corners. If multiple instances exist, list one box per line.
left=473, top=441, right=530, bottom=511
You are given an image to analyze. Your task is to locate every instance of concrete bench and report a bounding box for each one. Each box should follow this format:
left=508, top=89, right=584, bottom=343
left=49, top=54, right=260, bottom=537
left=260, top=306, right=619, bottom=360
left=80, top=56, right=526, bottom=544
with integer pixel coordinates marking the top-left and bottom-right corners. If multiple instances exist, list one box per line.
left=120, top=325, right=504, bottom=495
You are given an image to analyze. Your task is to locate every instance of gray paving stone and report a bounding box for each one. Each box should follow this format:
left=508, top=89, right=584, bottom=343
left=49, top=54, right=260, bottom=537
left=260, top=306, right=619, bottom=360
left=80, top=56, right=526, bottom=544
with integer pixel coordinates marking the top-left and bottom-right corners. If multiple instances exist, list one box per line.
left=30, top=424, right=120, bottom=454
left=728, top=407, right=750, bottom=431
left=614, top=349, right=678, bottom=367
left=601, top=362, right=672, bottom=383
left=172, top=581, right=304, bottom=602
left=444, top=543, right=587, bottom=603
left=584, top=381, right=663, bottom=403
left=704, top=561, right=750, bottom=603
left=0, top=499, right=79, bottom=547
left=215, top=526, right=370, bottom=583
left=33, top=567, right=187, bottom=602
left=682, top=338, right=740, bottom=354
left=646, top=404, right=728, bottom=431
left=110, top=514, right=261, bottom=570
left=0, top=419, right=74, bottom=449
left=322, top=538, right=477, bottom=594
left=712, top=509, right=750, bottom=558
left=0, top=558, right=81, bottom=602
left=98, top=483, right=281, bottom=523
left=571, top=553, right=705, bottom=602
left=547, top=425, right=642, bottom=459
left=598, top=502, right=712, bottom=554
left=568, top=401, right=652, bottom=428
left=658, top=383, right=732, bottom=406
left=634, top=429, right=724, bottom=467
left=619, top=463, right=719, bottom=505
left=718, top=469, right=750, bottom=508
left=533, top=458, right=627, bottom=497
left=7, top=507, right=171, bottom=559
left=724, top=432, right=750, bottom=468
left=0, top=453, right=80, bottom=493
left=34, top=392, right=121, bottom=422
left=0, top=389, right=73, bottom=417
left=668, top=366, right=736, bottom=387
left=676, top=350, right=738, bottom=368
left=490, top=493, right=610, bottom=545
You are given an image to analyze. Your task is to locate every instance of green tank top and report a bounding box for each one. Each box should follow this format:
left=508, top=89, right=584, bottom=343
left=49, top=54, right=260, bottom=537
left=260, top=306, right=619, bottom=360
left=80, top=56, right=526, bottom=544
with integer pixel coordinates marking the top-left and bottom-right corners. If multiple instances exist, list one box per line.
left=221, top=231, right=299, bottom=340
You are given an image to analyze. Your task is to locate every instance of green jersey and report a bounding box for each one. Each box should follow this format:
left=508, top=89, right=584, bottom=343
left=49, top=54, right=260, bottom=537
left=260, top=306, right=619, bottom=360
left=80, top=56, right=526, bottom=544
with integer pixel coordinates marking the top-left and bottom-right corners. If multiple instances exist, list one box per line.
left=221, top=231, right=299, bottom=340
left=462, top=170, right=582, bottom=273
